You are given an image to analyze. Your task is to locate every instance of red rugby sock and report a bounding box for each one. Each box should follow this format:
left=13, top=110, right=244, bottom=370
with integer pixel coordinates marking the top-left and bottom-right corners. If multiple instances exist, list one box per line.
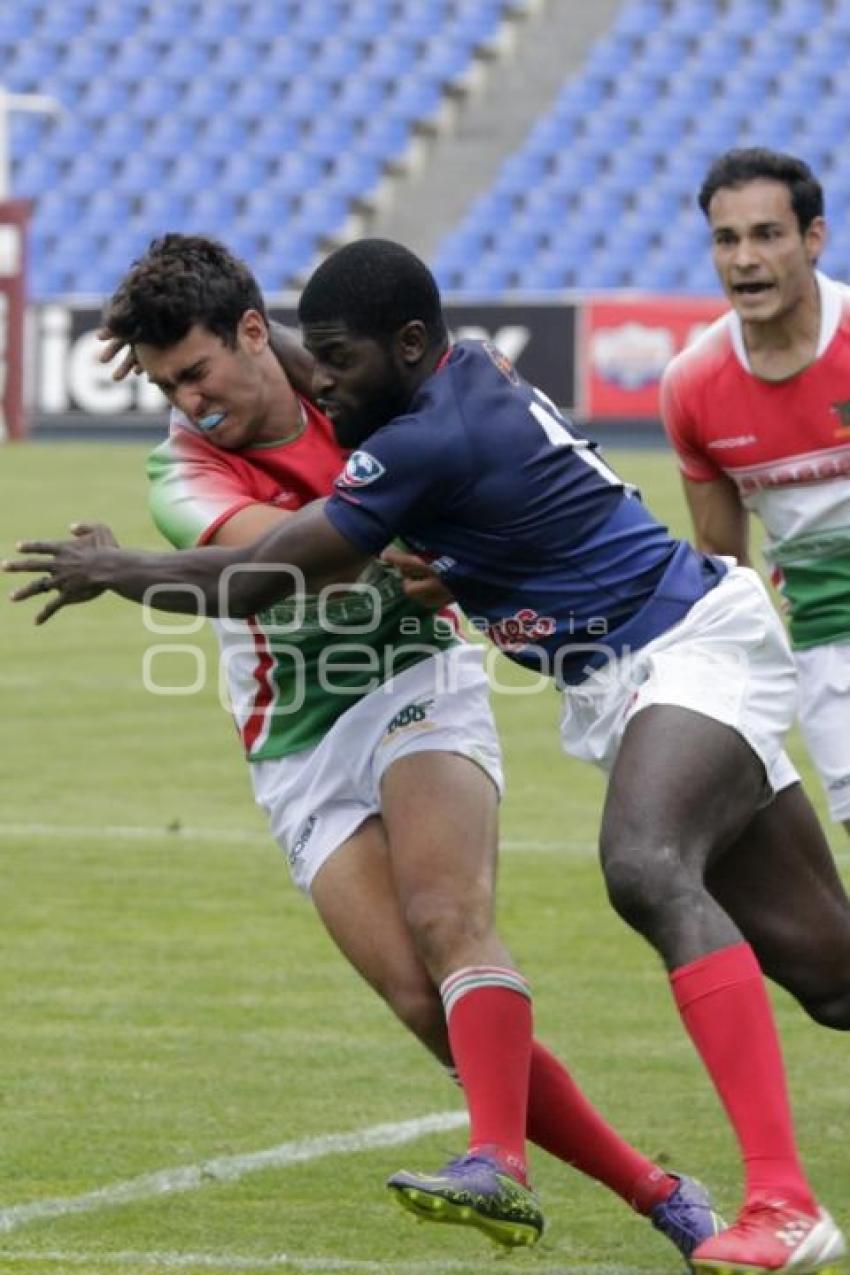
left=442, top=966, right=532, bottom=1183
left=527, top=1040, right=675, bottom=1212
left=671, top=942, right=817, bottom=1214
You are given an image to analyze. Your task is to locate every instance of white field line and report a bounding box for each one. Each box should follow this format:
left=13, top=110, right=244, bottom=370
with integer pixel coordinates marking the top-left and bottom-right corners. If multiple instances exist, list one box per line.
left=2, top=821, right=847, bottom=863
left=0, top=822, right=589, bottom=854
left=0, top=1113, right=467, bottom=1237
left=0, top=1251, right=625, bottom=1274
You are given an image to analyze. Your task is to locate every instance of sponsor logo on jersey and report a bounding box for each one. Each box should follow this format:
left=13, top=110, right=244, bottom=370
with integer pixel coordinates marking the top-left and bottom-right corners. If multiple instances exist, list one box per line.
left=487, top=608, right=557, bottom=652
left=429, top=555, right=457, bottom=576
left=288, top=813, right=317, bottom=868
left=385, top=698, right=435, bottom=737
left=830, top=399, right=850, bottom=438
left=339, top=450, right=385, bottom=487
left=482, top=340, right=520, bottom=384
left=734, top=446, right=850, bottom=494
left=707, top=435, right=758, bottom=449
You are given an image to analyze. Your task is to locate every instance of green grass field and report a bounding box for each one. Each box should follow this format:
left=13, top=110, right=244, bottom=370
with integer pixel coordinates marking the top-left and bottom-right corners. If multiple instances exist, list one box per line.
left=1, top=443, right=847, bottom=1275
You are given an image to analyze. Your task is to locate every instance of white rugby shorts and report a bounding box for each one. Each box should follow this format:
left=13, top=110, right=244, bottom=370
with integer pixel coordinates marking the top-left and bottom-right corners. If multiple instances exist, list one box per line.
left=559, top=564, right=801, bottom=797
left=250, top=643, right=503, bottom=894
left=795, top=640, right=850, bottom=822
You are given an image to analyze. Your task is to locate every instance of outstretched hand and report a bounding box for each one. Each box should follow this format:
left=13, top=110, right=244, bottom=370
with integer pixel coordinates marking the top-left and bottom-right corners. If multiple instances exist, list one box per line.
left=380, top=546, right=454, bottom=609
left=96, top=327, right=141, bottom=381
left=4, top=522, right=119, bottom=624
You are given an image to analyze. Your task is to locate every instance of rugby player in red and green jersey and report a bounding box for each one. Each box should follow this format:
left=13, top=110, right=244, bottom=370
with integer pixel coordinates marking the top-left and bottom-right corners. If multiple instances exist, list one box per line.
left=89, top=235, right=721, bottom=1257
left=10, top=237, right=850, bottom=1274
left=663, top=147, right=850, bottom=835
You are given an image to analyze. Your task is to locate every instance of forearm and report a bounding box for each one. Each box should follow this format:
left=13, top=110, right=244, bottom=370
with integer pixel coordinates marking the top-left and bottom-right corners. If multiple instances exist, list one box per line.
left=93, top=544, right=259, bottom=615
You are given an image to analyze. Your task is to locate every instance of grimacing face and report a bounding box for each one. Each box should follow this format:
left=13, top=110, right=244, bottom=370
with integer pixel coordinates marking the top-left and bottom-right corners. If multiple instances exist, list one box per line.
left=302, top=321, right=414, bottom=449
left=708, top=178, right=825, bottom=324
left=136, top=313, right=275, bottom=450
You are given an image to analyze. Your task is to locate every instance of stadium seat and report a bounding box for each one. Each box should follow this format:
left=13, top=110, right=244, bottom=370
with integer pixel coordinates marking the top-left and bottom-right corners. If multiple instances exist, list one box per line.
left=14, top=0, right=850, bottom=300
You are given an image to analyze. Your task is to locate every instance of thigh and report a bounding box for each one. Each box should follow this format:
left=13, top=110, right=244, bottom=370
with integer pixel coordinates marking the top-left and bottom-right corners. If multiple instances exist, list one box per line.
left=796, top=643, right=850, bottom=822
left=706, top=782, right=850, bottom=990
left=310, top=814, right=450, bottom=1063
left=602, top=703, right=767, bottom=870
left=379, top=750, right=501, bottom=912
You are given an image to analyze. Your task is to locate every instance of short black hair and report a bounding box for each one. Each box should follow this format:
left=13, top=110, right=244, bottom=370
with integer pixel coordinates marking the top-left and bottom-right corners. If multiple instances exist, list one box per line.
left=698, top=148, right=824, bottom=234
left=298, top=238, right=447, bottom=345
left=104, top=233, right=267, bottom=349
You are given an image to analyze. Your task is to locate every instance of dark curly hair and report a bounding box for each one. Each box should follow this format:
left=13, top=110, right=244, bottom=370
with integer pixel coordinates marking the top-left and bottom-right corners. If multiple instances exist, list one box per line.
left=103, top=233, right=267, bottom=349
left=698, top=148, right=824, bottom=235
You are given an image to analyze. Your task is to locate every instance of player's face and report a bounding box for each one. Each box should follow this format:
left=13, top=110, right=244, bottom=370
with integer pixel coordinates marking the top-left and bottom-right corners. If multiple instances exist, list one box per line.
left=708, top=179, right=824, bottom=324
left=136, top=316, right=275, bottom=449
left=302, top=322, right=412, bottom=448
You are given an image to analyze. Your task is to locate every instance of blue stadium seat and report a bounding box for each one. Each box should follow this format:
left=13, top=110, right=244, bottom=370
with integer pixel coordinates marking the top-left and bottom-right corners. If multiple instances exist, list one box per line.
left=0, top=7, right=37, bottom=39
left=62, top=154, right=118, bottom=197
left=356, top=116, right=411, bottom=164
left=237, top=1, right=296, bottom=39
left=139, top=1, right=198, bottom=38
left=37, top=3, right=94, bottom=41
left=229, top=80, right=285, bottom=124
left=325, top=154, right=384, bottom=199
left=197, top=115, right=251, bottom=159
left=245, top=116, right=304, bottom=161
left=301, top=117, right=359, bottom=161
left=96, top=115, right=148, bottom=160
left=133, top=189, right=193, bottom=232
left=169, top=153, right=223, bottom=195
left=178, top=78, right=232, bottom=122
left=211, top=37, right=262, bottom=81
left=112, top=153, right=172, bottom=196
left=157, top=40, right=215, bottom=82
left=188, top=190, right=240, bottom=235
left=84, top=190, right=137, bottom=235
left=217, top=153, right=274, bottom=195
left=84, top=1, right=147, bottom=40
left=130, top=80, right=184, bottom=122
left=105, top=40, right=162, bottom=86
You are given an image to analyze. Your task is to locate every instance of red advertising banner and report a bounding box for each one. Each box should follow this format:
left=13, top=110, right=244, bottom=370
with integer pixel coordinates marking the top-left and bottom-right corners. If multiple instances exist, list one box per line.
left=581, top=296, right=727, bottom=420
left=0, top=199, right=30, bottom=441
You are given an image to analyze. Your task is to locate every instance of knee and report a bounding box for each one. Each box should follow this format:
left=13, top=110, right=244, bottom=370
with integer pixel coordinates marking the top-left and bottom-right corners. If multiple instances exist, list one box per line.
left=798, top=987, right=850, bottom=1031
left=601, top=839, right=702, bottom=935
left=402, top=888, right=490, bottom=970
left=601, top=848, right=670, bottom=931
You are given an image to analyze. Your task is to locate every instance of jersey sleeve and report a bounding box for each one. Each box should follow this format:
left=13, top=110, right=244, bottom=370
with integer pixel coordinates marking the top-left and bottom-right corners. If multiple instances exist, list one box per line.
left=324, top=415, right=464, bottom=553
left=659, top=359, right=724, bottom=483
left=146, top=421, right=257, bottom=550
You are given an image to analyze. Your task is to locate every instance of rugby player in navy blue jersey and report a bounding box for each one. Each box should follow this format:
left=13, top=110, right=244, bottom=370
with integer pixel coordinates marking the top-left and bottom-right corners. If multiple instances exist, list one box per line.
left=8, top=239, right=850, bottom=1275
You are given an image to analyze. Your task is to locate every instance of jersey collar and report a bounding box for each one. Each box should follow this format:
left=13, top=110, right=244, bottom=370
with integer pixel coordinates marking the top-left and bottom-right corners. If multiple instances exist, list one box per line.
left=729, top=270, right=841, bottom=371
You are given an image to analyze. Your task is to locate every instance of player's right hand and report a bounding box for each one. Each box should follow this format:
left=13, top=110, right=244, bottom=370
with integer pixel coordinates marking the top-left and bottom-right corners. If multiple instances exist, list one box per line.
left=96, top=327, right=141, bottom=381
left=4, top=522, right=119, bottom=624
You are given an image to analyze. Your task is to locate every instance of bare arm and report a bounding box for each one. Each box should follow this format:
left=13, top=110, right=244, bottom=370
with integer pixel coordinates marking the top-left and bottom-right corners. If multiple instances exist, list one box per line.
left=682, top=474, right=751, bottom=565
left=5, top=502, right=371, bottom=624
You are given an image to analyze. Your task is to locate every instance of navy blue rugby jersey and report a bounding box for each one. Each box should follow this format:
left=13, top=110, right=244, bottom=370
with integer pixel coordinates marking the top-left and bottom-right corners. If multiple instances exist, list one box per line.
left=325, top=340, right=726, bottom=684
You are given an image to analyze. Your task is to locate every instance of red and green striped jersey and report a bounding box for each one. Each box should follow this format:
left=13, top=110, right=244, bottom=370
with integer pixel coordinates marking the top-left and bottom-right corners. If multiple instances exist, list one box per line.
left=147, top=400, right=458, bottom=760
left=662, top=272, right=850, bottom=649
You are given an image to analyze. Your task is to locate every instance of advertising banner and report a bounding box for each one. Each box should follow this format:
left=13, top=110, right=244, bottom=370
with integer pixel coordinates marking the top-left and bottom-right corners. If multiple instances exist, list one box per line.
left=0, top=199, right=31, bottom=441
left=25, top=299, right=579, bottom=434
left=581, top=296, right=727, bottom=419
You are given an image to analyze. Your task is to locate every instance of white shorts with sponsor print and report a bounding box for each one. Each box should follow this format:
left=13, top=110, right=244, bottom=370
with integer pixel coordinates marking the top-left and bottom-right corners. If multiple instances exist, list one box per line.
left=559, top=564, right=801, bottom=797
left=795, top=640, right=850, bottom=822
left=250, top=643, right=503, bottom=894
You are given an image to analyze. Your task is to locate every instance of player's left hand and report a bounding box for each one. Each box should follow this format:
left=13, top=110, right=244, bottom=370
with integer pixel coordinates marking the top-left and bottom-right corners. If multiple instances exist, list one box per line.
left=381, top=546, right=454, bottom=609
left=3, top=522, right=120, bottom=624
